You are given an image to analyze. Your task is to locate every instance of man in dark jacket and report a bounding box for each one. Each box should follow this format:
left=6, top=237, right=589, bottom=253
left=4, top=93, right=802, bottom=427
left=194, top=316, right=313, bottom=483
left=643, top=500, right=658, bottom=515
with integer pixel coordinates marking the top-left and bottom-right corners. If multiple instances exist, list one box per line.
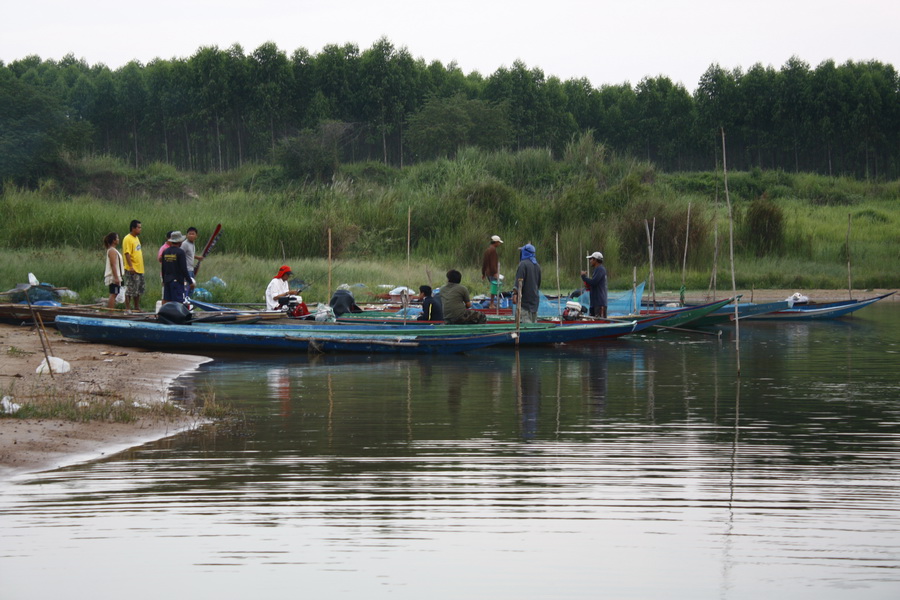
left=514, top=244, right=542, bottom=323
left=581, top=251, right=608, bottom=317
left=161, top=231, right=192, bottom=304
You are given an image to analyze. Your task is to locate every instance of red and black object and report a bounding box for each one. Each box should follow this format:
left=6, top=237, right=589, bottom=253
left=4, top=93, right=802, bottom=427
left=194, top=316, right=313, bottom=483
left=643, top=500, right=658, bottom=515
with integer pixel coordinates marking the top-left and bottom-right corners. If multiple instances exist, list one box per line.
left=193, top=224, right=222, bottom=277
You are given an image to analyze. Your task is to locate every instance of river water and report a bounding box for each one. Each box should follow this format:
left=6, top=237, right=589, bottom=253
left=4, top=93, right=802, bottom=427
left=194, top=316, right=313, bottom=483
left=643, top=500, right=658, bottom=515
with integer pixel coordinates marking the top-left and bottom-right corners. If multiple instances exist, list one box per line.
left=2, top=303, right=899, bottom=599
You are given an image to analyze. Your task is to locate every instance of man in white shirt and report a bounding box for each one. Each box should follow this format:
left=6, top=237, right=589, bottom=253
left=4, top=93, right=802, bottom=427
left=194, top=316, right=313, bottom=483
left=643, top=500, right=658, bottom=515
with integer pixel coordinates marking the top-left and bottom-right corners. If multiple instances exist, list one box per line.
left=265, top=265, right=302, bottom=310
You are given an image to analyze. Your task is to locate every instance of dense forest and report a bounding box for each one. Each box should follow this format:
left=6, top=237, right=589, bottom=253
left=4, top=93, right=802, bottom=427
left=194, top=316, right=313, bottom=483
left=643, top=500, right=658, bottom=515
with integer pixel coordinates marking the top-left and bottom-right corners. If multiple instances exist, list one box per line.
left=2, top=38, right=899, bottom=184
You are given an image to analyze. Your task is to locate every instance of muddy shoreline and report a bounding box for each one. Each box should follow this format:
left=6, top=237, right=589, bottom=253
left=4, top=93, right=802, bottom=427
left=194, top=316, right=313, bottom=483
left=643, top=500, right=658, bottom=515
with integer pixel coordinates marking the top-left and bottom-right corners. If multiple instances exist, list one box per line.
left=0, top=323, right=211, bottom=477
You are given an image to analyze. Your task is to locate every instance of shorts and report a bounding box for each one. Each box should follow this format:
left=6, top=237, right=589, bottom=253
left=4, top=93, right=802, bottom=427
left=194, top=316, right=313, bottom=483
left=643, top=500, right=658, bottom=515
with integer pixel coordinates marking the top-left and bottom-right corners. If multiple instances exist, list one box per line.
left=108, top=283, right=121, bottom=295
left=489, top=278, right=500, bottom=295
left=124, top=271, right=145, bottom=297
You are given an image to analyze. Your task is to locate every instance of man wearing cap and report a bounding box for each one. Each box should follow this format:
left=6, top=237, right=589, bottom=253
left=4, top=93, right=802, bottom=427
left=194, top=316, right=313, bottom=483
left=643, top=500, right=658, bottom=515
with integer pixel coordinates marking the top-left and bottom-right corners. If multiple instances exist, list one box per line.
left=266, top=265, right=302, bottom=311
left=514, top=243, right=542, bottom=323
left=581, top=251, right=608, bottom=318
left=161, top=231, right=192, bottom=304
left=481, top=235, right=503, bottom=309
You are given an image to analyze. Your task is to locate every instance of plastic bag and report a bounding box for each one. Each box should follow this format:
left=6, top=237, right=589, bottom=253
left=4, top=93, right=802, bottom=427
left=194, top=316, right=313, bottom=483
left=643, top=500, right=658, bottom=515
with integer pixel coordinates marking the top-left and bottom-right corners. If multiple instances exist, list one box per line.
left=116, top=288, right=125, bottom=305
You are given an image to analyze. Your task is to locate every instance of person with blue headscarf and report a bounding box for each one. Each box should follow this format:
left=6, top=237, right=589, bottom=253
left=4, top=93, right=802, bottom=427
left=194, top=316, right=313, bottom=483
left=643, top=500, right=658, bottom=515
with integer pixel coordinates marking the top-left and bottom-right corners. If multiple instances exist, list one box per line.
left=514, top=243, right=542, bottom=323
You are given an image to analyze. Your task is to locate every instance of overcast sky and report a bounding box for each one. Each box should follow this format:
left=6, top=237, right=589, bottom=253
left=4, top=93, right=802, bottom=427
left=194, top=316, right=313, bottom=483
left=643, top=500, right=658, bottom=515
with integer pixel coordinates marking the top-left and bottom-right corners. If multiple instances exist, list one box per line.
left=3, top=0, right=897, bottom=91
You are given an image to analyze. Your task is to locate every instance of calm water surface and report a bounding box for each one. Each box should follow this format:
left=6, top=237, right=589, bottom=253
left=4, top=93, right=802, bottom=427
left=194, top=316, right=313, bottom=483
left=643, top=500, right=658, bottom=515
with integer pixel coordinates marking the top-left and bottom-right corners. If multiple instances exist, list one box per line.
left=2, top=303, right=899, bottom=599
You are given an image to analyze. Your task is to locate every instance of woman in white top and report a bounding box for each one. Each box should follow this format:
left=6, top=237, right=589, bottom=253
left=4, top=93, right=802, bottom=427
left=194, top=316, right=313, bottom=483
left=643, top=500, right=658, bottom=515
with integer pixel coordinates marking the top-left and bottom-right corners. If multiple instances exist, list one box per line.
left=265, top=265, right=302, bottom=310
left=103, top=232, right=124, bottom=309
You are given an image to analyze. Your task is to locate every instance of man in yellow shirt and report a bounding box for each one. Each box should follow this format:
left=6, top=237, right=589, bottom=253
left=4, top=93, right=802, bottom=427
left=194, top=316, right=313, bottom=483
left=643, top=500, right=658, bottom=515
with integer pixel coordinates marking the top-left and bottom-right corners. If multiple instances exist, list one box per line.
left=122, top=219, right=145, bottom=311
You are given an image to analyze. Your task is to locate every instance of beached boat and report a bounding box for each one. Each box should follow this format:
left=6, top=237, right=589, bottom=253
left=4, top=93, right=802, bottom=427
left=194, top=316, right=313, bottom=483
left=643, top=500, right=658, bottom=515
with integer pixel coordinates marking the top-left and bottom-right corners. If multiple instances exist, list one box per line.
left=54, top=315, right=514, bottom=355
left=743, top=292, right=895, bottom=320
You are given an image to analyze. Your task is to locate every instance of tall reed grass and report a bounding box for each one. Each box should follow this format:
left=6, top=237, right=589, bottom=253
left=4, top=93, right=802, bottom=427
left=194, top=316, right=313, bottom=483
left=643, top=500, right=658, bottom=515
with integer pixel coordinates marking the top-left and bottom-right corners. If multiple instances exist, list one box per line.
left=2, top=149, right=898, bottom=300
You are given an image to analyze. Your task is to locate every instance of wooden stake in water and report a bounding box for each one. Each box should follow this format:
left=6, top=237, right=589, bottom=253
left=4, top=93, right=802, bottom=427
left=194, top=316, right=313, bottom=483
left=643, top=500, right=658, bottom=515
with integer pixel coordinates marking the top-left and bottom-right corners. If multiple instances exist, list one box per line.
left=721, top=127, right=740, bottom=376
left=327, top=228, right=332, bottom=297
left=555, top=232, right=562, bottom=323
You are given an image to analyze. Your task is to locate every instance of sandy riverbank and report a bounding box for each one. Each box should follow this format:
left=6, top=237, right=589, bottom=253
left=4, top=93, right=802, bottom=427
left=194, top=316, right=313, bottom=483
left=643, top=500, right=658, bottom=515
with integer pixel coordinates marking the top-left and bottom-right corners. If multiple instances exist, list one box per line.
left=0, top=288, right=895, bottom=478
left=0, top=323, right=211, bottom=477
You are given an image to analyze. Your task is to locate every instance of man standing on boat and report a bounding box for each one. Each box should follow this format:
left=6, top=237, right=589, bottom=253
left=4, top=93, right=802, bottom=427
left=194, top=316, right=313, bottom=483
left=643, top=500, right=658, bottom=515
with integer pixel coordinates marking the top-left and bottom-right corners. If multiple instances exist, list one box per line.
left=161, top=231, right=192, bottom=304
left=122, top=219, right=145, bottom=311
left=442, top=270, right=486, bottom=324
left=481, top=235, right=503, bottom=309
left=514, top=243, right=542, bottom=323
left=581, top=251, right=608, bottom=318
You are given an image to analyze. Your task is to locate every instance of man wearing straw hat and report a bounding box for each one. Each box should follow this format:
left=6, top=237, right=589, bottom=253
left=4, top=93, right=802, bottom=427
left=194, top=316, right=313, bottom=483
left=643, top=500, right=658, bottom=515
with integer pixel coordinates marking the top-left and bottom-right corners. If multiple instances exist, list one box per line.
left=581, top=251, right=608, bottom=318
left=481, top=234, right=503, bottom=309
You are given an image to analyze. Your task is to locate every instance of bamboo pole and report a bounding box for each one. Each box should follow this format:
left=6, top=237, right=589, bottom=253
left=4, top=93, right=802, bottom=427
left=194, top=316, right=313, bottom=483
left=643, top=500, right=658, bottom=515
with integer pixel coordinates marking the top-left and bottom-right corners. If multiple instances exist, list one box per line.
left=632, top=266, right=637, bottom=315
left=681, top=202, right=692, bottom=305
left=24, top=289, right=54, bottom=378
left=846, top=213, right=853, bottom=299
left=555, top=232, right=562, bottom=324
left=721, top=128, right=740, bottom=376
left=644, top=218, right=656, bottom=309
left=327, top=229, right=332, bottom=297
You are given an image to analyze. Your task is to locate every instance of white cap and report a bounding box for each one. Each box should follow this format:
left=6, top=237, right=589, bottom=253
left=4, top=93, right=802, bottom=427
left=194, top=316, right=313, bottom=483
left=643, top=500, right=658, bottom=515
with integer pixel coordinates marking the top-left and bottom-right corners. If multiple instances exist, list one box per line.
left=491, top=235, right=504, bottom=243
left=586, top=251, right=604, bottom=260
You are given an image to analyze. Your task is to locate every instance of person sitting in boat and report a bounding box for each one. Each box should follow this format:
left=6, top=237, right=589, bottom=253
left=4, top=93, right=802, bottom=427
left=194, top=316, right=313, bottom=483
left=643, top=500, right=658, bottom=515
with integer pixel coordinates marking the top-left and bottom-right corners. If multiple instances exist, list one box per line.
left=417, top=285, right=443, bottom=321
left=265, top=265, right=303, bottom=311
left=329, top=289, right=363, bottom=316
left=442, top=270, right=486, bottom=324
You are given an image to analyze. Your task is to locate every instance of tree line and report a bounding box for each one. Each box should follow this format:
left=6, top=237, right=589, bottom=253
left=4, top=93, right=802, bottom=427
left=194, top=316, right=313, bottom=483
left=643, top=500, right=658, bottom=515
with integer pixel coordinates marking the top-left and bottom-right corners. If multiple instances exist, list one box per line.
left=2, top=37, right=898, bottom=183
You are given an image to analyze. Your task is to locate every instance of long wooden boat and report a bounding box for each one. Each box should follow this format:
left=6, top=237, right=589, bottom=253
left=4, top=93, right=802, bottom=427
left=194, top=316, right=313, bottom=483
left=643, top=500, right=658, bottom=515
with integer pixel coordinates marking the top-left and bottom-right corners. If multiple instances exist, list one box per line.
left=743, top=292, right=895, bottom=320
left=54, top=315, right=514, bottom=355
left=620, top=296, right=740, bottom=332
left=681, top=300, right=793, bottom=328
left=226, top=319, right=641, bottom=345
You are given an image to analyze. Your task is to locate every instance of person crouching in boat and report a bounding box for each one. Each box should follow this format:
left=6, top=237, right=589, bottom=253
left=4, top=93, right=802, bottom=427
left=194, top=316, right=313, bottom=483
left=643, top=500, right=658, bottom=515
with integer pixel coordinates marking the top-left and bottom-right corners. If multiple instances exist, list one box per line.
left=442, top=269, right=486, bottom=324
left=266, top=265, right=303, bottom=311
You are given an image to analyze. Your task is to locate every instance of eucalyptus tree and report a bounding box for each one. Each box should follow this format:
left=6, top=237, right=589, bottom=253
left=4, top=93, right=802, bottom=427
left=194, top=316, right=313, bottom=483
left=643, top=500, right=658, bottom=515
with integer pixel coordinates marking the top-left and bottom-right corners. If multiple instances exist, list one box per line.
left=190, top=46, right=232, bottom=170
left=115, top=61, right=148, bottom=168
left=484, top=60, right=552, bottom=149
left=312, top=43, right=361, bottom=122
left=358, top=38, right=422, bottom=165
left=405, top=94, right=510, bottom=160
left=736, top=63, right=778, bottom=169
left=773, top=56, right=812, bottom=172
left=249, top=42, right=293, bottom=157
left=694, top=64, right=740, bottom=168
left=0, top=75, right=68, bottom=184
left=595, top=83, right=639, bottom=156
left=635, top=76, right=694, bottom=169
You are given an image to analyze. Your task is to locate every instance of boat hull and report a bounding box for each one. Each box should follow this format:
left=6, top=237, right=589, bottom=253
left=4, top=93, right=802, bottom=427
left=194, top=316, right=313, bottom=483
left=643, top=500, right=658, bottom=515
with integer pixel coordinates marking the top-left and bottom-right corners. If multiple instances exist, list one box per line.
left=54, top=316, right=513, bottom=355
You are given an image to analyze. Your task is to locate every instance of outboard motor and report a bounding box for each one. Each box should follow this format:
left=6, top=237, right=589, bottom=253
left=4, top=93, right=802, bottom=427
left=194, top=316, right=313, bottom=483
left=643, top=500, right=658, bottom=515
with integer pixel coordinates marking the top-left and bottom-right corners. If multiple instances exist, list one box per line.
left=157, top=301, right=192, bottom=325
left=277, top=295, right=310, bottom=318
left=562, top=300, right=585, bottom=321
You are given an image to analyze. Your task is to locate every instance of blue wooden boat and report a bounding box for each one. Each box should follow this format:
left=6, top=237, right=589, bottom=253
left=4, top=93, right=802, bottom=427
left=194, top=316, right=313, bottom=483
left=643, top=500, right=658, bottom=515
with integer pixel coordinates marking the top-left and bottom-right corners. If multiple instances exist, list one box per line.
left=54, top=315, right=514, bottom=355
left=744, top=292, right=895, bottom=320
left=681, top=300, right=793, bottom=327
left=238, top=319, right=641, bottom=345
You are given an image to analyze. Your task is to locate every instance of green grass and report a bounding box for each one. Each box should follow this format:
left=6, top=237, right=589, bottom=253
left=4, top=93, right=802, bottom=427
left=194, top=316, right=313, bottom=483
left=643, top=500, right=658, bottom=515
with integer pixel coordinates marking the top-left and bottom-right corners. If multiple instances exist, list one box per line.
left=2, top=150, right=899, bottom=296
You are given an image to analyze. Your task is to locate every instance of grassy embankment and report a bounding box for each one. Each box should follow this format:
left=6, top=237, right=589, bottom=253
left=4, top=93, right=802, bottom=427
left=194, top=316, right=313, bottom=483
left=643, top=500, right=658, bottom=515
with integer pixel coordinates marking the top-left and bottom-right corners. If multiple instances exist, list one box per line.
left=1, top=145, right=898, bottom=307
